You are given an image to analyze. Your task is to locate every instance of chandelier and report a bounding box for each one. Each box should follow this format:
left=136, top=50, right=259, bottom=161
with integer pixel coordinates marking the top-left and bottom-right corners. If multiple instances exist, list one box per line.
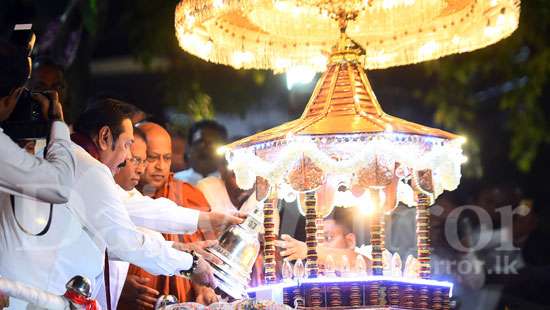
left=175, top=0, right=519, bottom=71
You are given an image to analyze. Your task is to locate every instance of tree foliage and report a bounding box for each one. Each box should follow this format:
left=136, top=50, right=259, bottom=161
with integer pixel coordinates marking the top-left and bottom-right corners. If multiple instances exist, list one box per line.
left=117, top=0, right=272, bottom=121
left=420, top=1, right=550, bottom=172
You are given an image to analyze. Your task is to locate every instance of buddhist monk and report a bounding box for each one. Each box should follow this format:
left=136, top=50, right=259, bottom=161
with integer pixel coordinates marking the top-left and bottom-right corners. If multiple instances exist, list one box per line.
left=118, top=122, right=232, bottom=309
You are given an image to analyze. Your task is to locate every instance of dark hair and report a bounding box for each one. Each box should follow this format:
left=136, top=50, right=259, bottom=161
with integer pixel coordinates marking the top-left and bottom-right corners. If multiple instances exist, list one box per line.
left=329, top=207, right=355, bottom=235
left=133, top=125, right=146, bottom=142
left=30, top=56, right=67, bottom=98
left=87, top=93, right=146, bottom=124
left=32, top=56, right=66, bottom=84
left=187, top=119, right=228, bottom=145
left=74, top=98, right=137, bottom=147
left=33, top=56, right=65, bottom=72
left=0, top=39, right=29, bottom=97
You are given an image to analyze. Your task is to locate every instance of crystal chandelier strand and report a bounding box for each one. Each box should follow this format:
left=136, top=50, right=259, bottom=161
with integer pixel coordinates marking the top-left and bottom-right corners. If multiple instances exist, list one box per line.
left=176, top=0, right=520, bottom=71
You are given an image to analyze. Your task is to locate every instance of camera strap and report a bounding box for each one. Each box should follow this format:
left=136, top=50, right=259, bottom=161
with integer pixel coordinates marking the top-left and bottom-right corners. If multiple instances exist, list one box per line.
left=104, top=251, right=112, bottom=310
left=10, top=195, right=53, bottom=236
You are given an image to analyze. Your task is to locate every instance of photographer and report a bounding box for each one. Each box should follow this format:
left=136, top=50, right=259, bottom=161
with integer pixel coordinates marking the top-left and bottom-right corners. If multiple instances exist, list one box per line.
left=0, top=39, right=75, bottom=203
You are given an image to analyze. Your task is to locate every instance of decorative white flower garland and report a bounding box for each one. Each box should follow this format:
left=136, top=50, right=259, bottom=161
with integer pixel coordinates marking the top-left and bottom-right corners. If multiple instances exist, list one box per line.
left=227, top=134, right=465, bottom=201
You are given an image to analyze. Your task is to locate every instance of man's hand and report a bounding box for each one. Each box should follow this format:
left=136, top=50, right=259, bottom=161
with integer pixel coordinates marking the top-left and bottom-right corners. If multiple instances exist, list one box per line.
left=189, top=257, right=217, bottom=289
left=0, top=291, right=9, bottom=309
left=172, top=240, right=222, bottom=265
left=119, top=275, right=160, bottom=309
left=276, top=234, right=307, bottom=260
left=0, top=87, right=23, bottom=122
left=198, top=210, right=246, bottom=234
left=32, top=90, right=64, bottom=121
left=194, top=285, right=220, bottom=305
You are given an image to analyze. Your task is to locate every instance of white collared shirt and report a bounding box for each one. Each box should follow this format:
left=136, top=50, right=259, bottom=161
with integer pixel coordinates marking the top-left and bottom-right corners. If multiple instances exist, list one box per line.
left=120, top=187, right=200, bottom=234
left=196, top=176, right=257, bottom=215
left=0, top=144, right=193, bottom=309
left=97, top=228, right=166, bottom=310
left=173, top=168, right=219, bottom=185
left=96, top=187, right=200, bottom=309
left=0, top=121, right=75, bottom=203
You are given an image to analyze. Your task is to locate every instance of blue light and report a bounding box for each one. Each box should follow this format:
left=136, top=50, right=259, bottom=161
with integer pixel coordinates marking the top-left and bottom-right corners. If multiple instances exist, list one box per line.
left=247, top=275, right=454, bottom=297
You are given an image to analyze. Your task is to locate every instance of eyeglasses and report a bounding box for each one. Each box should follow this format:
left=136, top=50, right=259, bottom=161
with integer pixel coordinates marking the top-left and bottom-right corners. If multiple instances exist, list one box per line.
left=128, top=157, right=147, bottom=167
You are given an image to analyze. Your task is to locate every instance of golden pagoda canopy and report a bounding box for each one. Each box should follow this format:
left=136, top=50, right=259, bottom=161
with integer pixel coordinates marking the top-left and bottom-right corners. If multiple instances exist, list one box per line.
left=227, top=39, right=458, bottom=150
left=223, top=37, right=466, bottom=201
left=173, top=0, right=518, bottom=205
left=175, top=0, right=520, bottom=72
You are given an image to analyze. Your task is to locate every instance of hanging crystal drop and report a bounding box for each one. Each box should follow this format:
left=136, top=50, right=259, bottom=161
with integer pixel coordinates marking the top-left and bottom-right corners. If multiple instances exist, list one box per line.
left=282, top=258, right=293, bottom=281
left=340, top=255, right=350, bottom=277
left=293, top=258, right=306, bottom=280
left=404, top=255, right=420, bottom=279
left=325, top=255, right=336, bottom=278
left=382, top=249, right=392, bottom=276
left=391, top=252, right=403, bottom=277
left=355, top=255, right=367, bottom=276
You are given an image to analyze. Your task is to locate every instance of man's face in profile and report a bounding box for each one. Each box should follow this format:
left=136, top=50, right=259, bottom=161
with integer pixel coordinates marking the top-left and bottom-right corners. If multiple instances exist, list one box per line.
left=323, top=219, right=356, bottom=249
left=28, top=64, right=64, bottom=99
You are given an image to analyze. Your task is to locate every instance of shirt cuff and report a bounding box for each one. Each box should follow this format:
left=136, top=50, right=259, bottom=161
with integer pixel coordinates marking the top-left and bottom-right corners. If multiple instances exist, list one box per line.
left=49, top=121, right=71, bottom=141
left=181, top=208, right=200, bottom=233
left=170, top=244, right=194, bottom=272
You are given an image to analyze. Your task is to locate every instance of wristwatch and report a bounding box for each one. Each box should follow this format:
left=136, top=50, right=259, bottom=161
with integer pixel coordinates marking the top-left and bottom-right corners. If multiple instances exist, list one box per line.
left=180, top=250, right=199, bottom=279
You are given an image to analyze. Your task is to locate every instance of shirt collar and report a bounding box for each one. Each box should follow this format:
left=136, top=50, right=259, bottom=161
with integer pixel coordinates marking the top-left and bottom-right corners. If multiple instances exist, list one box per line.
left=188, top=167, right=220, bottom=179
left=71, top=132, right=100, bottom=160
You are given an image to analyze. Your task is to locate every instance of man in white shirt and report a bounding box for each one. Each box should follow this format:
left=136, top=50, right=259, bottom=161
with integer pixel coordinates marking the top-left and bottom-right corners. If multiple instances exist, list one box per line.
left=0, top=99, right=216, bottom=309
left=0, top=39, right=75, bottom=203
left=100, top=126, right=237, bottom=309
left=0, top=39, right=75, bottom=309
left=173, top=120, right=227, bottom=185
left=116, top=126, right=243, bottom=238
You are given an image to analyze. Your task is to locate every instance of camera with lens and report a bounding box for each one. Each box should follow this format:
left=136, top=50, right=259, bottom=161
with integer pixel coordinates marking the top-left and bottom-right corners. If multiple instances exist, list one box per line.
left=1, top=24, right=50, bottom=140
left=2, top=89, right=49, bottom=140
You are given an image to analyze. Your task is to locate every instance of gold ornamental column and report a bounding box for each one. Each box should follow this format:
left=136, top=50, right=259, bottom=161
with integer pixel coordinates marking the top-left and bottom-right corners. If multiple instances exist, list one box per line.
left=416, top=192, right=431, bottom=279
left=304, top=191, right=319, bottom=278
left=370, top=188, right=384, bottom=276
left=413, top=170, right=434, bottom=280
left=263, top=191, right=278, bottom=283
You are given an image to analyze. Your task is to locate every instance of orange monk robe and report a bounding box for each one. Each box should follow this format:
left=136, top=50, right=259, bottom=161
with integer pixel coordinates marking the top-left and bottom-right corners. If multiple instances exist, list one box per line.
left=120, top=175, right=213, bottom=309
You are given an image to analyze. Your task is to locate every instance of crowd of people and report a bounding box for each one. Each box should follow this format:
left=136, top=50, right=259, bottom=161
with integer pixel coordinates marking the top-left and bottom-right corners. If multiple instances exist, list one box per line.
left=0, top=37, right=256, bottom=309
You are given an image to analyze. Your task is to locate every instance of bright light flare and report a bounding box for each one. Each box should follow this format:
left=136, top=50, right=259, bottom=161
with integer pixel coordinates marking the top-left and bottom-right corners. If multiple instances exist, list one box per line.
left=358, top=189, right=386, bottom=215
left=286, top=66, right=316, bottom=90
left=418, top=41, right=439, bottom=59
left=216, top=145, right=228, bottom=156
left=231, top=51, right=254, bottom=68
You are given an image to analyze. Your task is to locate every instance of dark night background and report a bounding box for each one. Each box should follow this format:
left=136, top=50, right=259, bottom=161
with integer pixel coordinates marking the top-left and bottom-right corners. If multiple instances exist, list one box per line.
left=1, top=0, right=550, bottom=308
